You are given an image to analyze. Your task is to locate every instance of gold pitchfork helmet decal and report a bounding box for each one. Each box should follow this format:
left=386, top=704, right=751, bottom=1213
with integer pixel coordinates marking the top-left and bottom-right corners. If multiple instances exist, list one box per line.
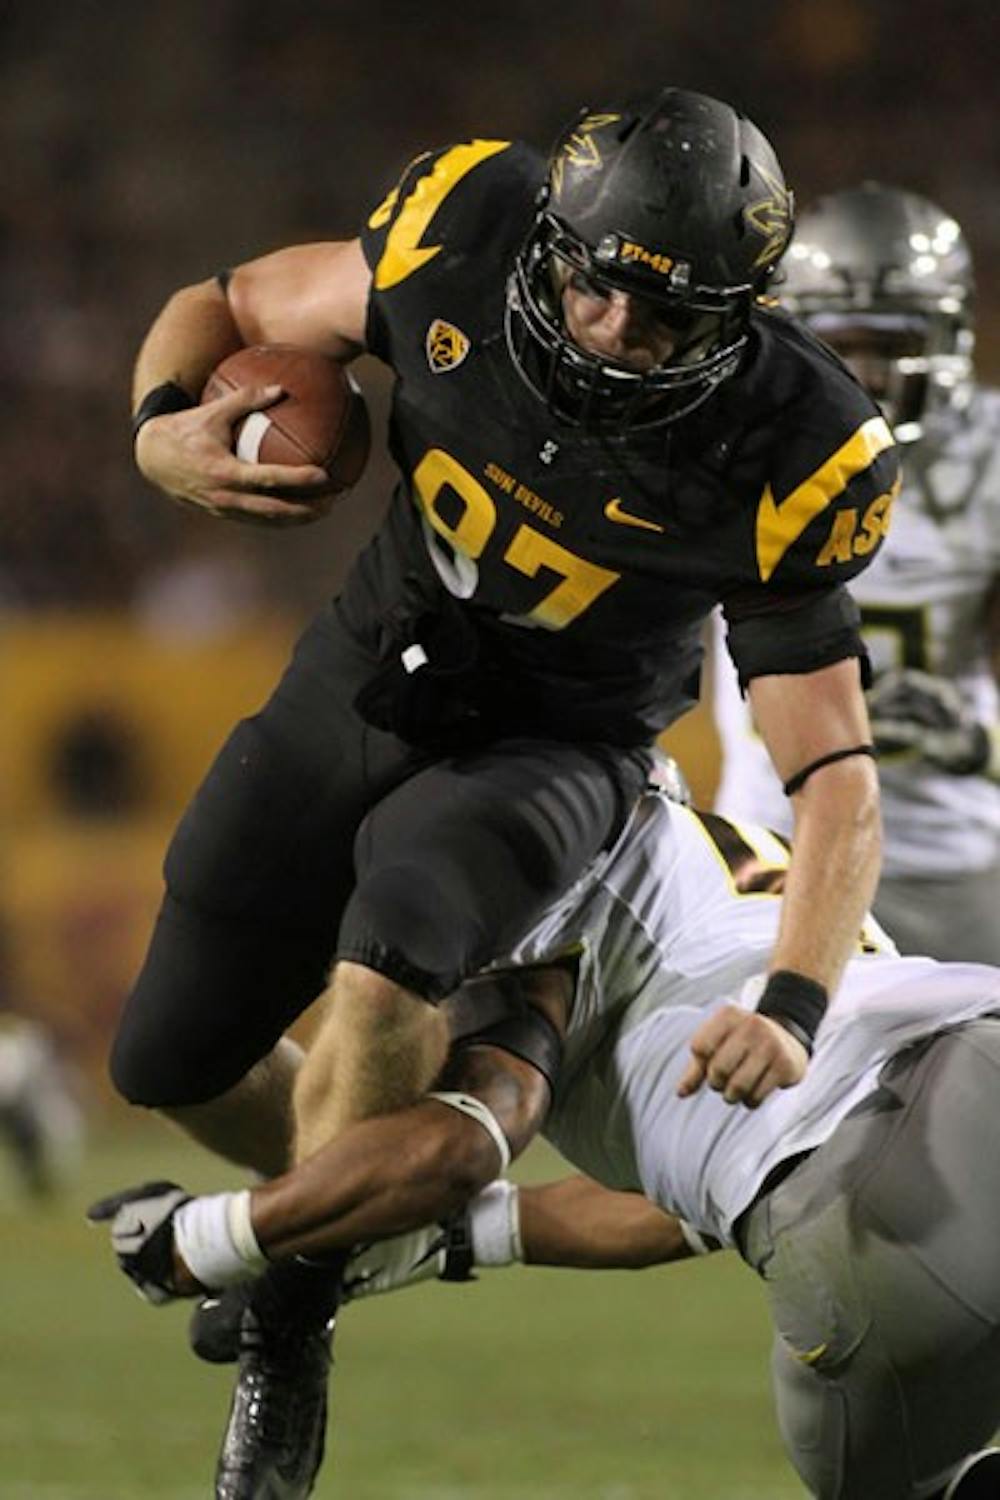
left=551, top=113, right=621, bottom=198
left=744, top=165, right=794, bottom=269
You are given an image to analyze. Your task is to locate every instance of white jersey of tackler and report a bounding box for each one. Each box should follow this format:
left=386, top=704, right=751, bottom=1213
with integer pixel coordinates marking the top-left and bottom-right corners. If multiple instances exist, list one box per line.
left=713, top=388, right=1000, bottom=876
left=502, top=792, right=1000, bottom=1246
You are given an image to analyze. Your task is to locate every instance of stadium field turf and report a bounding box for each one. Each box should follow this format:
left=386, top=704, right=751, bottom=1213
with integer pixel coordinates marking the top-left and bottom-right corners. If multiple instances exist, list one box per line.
left=1, top=1124, right=804, bottom=1499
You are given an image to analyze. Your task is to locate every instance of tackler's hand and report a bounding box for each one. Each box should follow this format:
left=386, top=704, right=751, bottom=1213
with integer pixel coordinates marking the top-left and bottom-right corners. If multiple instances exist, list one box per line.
left=867, top=667, right=992, bottom=775
left=342, top=1227, right=450, bottom=1302
left=343, top=1208, right=479, bottom=1302
left=676, top=1005, right=809, bottom=1109
left=87, top=1181, right=193, bottom=1305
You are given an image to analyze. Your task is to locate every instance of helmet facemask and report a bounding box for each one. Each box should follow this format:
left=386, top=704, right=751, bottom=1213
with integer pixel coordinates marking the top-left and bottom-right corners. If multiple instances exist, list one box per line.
left=805, top=311, right=972, bottom=442
left=506, top=206, right=751, bottom=434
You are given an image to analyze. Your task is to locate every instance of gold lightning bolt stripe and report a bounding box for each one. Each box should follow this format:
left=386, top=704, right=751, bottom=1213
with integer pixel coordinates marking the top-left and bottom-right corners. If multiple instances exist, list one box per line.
left=374, top=140, right=510, bottom=291
left=755, top=416, right=895, bottom=582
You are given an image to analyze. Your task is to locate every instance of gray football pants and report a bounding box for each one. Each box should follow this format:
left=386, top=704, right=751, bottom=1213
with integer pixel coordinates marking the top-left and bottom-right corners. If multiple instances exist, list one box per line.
left=738, top=1018, right=1000, bottom=1499
left=873, top=861, right=1000, bottom=964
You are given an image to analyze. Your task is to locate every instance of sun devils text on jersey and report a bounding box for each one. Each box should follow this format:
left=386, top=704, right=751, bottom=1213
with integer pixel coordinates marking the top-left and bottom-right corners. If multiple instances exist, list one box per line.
left=339, top=139, right=899, bottom=747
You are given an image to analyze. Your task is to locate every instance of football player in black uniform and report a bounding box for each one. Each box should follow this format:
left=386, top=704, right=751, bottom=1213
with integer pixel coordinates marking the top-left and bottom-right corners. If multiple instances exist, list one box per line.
left=116, top=89, right=897, bottom=1497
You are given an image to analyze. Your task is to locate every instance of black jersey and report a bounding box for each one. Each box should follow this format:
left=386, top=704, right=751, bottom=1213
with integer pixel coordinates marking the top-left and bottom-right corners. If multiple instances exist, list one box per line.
left=339, top=139, right=900, bottom=747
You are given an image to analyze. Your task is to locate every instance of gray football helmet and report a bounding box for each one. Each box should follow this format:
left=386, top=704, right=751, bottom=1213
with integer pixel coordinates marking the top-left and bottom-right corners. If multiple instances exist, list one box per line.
left=780, top=182, right=974, bottom=439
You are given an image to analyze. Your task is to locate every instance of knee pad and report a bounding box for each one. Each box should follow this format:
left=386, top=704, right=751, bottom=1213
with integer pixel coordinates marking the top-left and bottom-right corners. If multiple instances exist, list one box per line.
left=338, top=864, right=472, bottom=1000
left=109, top=1006, right=244, bottom=1108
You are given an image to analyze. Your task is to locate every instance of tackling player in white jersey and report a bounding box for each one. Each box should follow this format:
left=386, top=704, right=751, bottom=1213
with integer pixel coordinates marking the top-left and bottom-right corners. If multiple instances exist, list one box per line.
left=713, top=183, right=1000, bottom=961
left=92, top=785, right=1000, bottom=1498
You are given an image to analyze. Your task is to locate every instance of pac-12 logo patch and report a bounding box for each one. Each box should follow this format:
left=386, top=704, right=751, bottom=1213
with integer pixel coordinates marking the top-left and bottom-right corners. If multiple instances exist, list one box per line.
left=426, top=319, right=471, bottom=374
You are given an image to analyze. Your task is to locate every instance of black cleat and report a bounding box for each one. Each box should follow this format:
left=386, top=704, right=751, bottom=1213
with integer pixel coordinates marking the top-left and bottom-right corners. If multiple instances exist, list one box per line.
left=944, top=1449, right=1000, bottom=1499
left=214, top=1260, right=344, bottom=1500
left=190, top=1284, right=253, bottom=1364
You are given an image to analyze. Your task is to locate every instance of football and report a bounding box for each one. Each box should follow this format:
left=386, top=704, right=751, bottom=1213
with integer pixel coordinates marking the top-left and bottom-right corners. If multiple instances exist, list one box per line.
left=201, top=344, right=371, bottom=493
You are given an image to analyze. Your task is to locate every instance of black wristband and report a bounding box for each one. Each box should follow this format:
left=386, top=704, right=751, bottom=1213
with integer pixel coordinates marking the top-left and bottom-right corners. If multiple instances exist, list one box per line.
left=756, top=969, right=829, bottom=1055
left=132, top=381, right=196, bottom=441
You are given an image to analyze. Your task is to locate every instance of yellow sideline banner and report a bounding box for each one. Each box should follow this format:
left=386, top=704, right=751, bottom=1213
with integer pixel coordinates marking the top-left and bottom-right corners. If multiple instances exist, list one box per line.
left=2, top=614, right=297, bottom=1098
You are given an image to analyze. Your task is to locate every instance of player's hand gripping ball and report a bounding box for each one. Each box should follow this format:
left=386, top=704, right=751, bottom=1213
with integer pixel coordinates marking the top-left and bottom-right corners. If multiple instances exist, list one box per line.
left=201, top=344, right=371, bottom=497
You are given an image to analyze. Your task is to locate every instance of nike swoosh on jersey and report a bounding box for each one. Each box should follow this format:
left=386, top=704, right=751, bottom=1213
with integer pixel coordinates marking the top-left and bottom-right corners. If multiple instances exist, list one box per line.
left=604, top=497, right=666, bottom=533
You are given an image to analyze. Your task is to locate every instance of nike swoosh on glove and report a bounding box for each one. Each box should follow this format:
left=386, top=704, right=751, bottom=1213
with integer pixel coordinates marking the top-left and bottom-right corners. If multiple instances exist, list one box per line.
left=343, top=1210, right=475, bottom=1301
left=87, top=1181, right=192, bottom=1305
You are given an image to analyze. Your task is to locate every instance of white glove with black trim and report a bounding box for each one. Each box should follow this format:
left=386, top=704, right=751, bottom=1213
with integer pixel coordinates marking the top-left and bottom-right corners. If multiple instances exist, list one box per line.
left=867, top=667, right=994, bottom=775
left=343, top=1180, right=521, bottom=1301
left=87, top=1180, right=191, bottom=1305
left=343, top=1214, right=474, bottom=1302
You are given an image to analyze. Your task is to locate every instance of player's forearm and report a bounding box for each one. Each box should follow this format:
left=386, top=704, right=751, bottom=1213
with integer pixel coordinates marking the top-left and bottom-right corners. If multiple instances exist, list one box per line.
left=163, top=1103, right=497, bottom=1294
left=132, top=278, right=243, bottom=409
left=252, top=1047, right=549, bottom=1262
left=251, top=1101, right=499, bottom=1262
left=519, top=1176, right=695, bottom=1268
left=776, top=758, right=882, bottom=991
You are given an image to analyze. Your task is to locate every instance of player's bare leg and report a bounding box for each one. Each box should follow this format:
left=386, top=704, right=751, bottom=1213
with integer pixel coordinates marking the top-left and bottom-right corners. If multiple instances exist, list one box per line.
left=162, top=1037, right=303, bottom=1179
left=194, top=965, right=454, bottom=1379
left=216, top=966, right=446, bottom=1500
left=292, top=961, right=451, bottom=1161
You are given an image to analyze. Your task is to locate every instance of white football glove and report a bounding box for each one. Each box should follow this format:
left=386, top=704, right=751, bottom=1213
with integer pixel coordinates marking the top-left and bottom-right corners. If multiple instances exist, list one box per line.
left=343, top=1228, right=448, bottom=1301
left=343, top=1181, right=523, bottom=1301
left=867, top=668, right=991, bottom=775
left=343, top=1212, right=475, bottom=1302
left=87, top=1180, right=192, bottom=1305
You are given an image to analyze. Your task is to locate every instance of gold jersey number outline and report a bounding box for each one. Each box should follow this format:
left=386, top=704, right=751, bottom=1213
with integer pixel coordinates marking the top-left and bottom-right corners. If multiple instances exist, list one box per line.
left=413, top=449, right=620, bottom=630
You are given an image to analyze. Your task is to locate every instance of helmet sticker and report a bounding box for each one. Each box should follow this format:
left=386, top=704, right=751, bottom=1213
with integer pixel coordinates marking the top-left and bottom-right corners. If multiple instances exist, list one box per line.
left=744, top=166, right=794, bottom=269
left=551, top=113, right=621, bottom=198
left=594, top=233, right=693, bottom=289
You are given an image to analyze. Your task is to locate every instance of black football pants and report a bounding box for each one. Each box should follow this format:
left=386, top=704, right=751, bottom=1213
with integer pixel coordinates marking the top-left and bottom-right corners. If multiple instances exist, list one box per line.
left=110, top=604, right=648, bottom=1105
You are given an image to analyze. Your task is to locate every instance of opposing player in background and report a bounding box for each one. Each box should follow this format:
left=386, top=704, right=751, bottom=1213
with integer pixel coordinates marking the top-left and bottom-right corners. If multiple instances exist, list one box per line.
left=0, top=924, right=84, bottom=1199
left=94, top=786, right=1000, bottom=1498
left=113, top=92, right=898, bottom=1496
left=714, top=183, right=1000, bottom=960
left=0, top=1015, right=84, bottom=1197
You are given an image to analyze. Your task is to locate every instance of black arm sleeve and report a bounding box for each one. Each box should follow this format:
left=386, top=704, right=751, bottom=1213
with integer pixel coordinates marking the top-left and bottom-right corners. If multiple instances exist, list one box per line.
left=723, top=585, right=871, bottom=691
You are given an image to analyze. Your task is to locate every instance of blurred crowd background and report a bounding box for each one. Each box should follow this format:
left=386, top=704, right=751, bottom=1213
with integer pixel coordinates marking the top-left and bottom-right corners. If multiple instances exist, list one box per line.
left=2, top=0, right=998, bottom=1172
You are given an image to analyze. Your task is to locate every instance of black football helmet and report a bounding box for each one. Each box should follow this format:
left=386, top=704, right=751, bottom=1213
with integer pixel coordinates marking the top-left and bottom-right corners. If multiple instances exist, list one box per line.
left=505, top=88, right=794, bottom=432
left=779, top=183, right=975, bottom=439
